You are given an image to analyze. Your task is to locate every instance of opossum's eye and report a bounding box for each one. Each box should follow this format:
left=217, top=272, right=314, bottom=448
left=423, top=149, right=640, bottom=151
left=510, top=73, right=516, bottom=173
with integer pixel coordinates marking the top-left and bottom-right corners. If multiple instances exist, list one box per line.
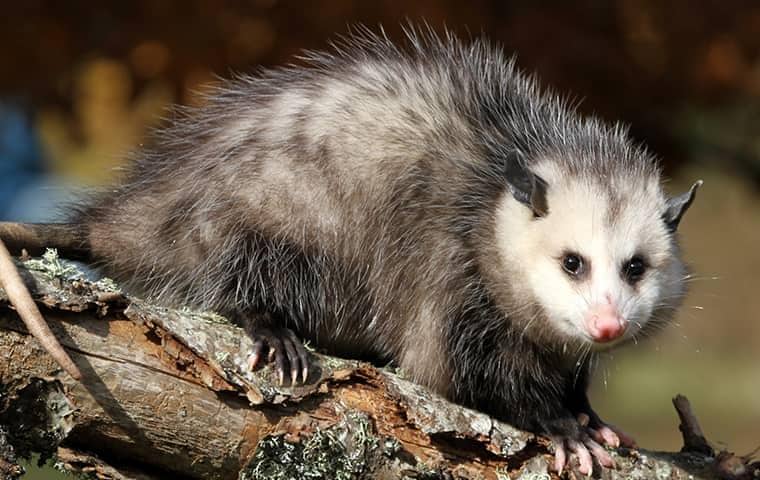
left=561, top=252, right=585, bottom=278
left=623, top=256, right=647, bottom=284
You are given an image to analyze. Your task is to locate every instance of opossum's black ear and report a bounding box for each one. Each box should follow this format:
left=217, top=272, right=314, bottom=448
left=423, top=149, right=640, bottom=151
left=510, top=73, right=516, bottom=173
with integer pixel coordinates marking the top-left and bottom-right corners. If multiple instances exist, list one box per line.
left=506, top=163, right=548, bottom=217
left=663, top=180, right=702, bottom=232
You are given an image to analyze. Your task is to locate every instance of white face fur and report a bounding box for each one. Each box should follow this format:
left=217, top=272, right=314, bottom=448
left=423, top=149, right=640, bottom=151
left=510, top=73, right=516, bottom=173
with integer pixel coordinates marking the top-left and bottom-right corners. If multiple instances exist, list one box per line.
left=494, top=159, right=688, bottom=350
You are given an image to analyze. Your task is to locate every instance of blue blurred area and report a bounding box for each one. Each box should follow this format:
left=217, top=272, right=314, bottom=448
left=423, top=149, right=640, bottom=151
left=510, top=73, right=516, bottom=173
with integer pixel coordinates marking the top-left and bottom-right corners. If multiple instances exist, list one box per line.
left=0, top=101, right=73, bottom=222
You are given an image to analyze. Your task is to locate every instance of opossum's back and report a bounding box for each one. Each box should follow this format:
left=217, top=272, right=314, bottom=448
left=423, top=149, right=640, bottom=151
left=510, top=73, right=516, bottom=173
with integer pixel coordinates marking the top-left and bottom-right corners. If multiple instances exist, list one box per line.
left=76, top=36, right=498, bottom=322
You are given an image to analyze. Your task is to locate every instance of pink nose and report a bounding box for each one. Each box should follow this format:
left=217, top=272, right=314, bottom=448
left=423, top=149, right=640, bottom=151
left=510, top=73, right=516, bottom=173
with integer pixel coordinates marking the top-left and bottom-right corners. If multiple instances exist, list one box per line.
left=584, top=303, right=625, bottom=342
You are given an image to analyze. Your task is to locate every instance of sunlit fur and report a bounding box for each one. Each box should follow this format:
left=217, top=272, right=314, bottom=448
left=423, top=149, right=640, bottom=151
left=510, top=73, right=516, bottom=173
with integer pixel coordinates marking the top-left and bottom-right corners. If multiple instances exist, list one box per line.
left=62, top=26, right=695, bottom=440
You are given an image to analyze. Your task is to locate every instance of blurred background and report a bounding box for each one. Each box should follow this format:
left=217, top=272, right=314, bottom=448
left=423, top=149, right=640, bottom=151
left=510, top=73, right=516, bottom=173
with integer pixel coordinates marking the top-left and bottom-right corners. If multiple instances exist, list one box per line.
left=1, top=1, right=757, bottom=477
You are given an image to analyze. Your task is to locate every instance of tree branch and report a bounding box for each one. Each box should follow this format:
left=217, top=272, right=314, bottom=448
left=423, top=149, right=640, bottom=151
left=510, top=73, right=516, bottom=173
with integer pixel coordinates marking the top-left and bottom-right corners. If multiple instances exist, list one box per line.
left=0, top=253, right=752, bottom=479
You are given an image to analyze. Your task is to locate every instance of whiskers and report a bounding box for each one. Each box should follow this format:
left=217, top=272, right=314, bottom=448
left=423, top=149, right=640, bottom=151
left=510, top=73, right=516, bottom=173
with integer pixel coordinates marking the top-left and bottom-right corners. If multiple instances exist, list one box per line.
left=628, top=319, right=644, bottom=346
left=621, top=299, right=707, bottom=359
left=680, top=273, right=720, bottom=284
left=572, top=342, right=596, bottom=388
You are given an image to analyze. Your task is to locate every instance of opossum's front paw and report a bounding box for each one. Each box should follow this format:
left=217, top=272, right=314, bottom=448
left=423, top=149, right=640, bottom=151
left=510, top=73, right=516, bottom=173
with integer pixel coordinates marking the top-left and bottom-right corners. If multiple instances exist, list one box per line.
left=547, top=417, right=615, bottom=476
left=578, top=412, right=637, bottom=450
left=247, top=326, right=310, bottom=385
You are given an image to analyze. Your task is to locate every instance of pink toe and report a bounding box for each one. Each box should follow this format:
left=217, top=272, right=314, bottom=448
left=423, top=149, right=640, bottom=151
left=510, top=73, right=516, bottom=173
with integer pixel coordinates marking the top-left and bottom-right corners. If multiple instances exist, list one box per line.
left=577, top=413, right=590, bottom=427
left=598, top=426, right=621, bottom=448
left=554, top=444, right=567, bottom=475
left=588, top=440, right=616, bottom=468
left=609, top=425, right=637, bottom=448
left=573, top=442, right=593, bottom=475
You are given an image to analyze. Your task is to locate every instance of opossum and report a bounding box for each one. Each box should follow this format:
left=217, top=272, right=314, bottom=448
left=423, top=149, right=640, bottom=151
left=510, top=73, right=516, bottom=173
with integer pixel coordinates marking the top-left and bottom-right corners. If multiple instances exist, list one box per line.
left=0, top=28, right=700, bottom=474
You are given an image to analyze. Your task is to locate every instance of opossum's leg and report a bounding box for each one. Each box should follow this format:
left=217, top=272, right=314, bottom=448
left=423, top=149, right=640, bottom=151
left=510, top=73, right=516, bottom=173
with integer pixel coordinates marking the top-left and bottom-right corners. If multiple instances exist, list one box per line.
left=544, top=415, right=615, bottom=476
left=240, top=314, right=310, bottom=385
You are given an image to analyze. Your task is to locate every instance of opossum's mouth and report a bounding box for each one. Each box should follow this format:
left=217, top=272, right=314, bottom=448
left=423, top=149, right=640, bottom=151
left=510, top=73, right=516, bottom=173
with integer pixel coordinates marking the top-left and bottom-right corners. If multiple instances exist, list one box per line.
left=555, top=316, right=631, bottom=350
left=587, top=334, right=629, bottom=350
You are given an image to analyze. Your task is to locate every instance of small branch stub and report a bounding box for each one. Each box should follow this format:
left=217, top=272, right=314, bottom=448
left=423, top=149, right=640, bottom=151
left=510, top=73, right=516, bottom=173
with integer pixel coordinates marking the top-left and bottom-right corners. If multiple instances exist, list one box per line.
left=673, top=394, right=714, bottom=456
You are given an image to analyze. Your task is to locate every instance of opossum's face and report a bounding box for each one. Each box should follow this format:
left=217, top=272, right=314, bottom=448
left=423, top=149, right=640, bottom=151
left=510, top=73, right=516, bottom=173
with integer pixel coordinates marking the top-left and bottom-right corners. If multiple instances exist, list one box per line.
left=493, top=161, right=699, bottom=350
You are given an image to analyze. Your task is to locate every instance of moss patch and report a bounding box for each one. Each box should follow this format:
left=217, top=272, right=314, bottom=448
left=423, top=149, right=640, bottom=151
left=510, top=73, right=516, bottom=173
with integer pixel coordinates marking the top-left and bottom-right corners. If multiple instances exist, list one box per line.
left=242, top=411, right=384, bottom=480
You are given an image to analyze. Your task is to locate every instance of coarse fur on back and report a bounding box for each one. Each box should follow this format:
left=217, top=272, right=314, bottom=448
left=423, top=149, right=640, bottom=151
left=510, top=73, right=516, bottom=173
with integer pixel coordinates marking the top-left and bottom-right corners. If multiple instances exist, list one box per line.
left=58, top=26, right=698, bottom=458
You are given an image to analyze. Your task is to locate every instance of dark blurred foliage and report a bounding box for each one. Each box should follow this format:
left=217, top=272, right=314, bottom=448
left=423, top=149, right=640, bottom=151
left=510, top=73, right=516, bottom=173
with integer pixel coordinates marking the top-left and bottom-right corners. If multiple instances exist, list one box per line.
left=1, top=0, right=759, bottom=181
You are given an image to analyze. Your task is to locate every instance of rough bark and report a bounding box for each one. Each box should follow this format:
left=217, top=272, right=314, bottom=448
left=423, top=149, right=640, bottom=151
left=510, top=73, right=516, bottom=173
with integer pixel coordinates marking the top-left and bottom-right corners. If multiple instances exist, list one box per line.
left=0, top=252, right=755, bottom=480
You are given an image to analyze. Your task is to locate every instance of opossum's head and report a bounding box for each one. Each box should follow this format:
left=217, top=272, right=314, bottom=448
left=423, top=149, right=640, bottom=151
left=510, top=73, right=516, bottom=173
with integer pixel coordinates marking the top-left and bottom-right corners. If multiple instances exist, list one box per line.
left=492, top=157, right=700, bottom=351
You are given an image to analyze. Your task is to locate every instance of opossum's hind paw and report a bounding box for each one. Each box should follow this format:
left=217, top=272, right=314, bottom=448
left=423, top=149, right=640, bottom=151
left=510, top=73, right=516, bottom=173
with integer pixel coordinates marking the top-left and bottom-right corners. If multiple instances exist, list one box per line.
left=247, top=326, right=310, bottom=385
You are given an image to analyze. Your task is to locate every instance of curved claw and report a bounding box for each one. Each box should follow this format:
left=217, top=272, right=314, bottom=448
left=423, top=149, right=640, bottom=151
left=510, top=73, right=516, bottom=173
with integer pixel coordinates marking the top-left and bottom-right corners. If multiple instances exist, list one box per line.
left=281, top=336, right=299, bottom=385
left=248, top=339, right=265, bottom=370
